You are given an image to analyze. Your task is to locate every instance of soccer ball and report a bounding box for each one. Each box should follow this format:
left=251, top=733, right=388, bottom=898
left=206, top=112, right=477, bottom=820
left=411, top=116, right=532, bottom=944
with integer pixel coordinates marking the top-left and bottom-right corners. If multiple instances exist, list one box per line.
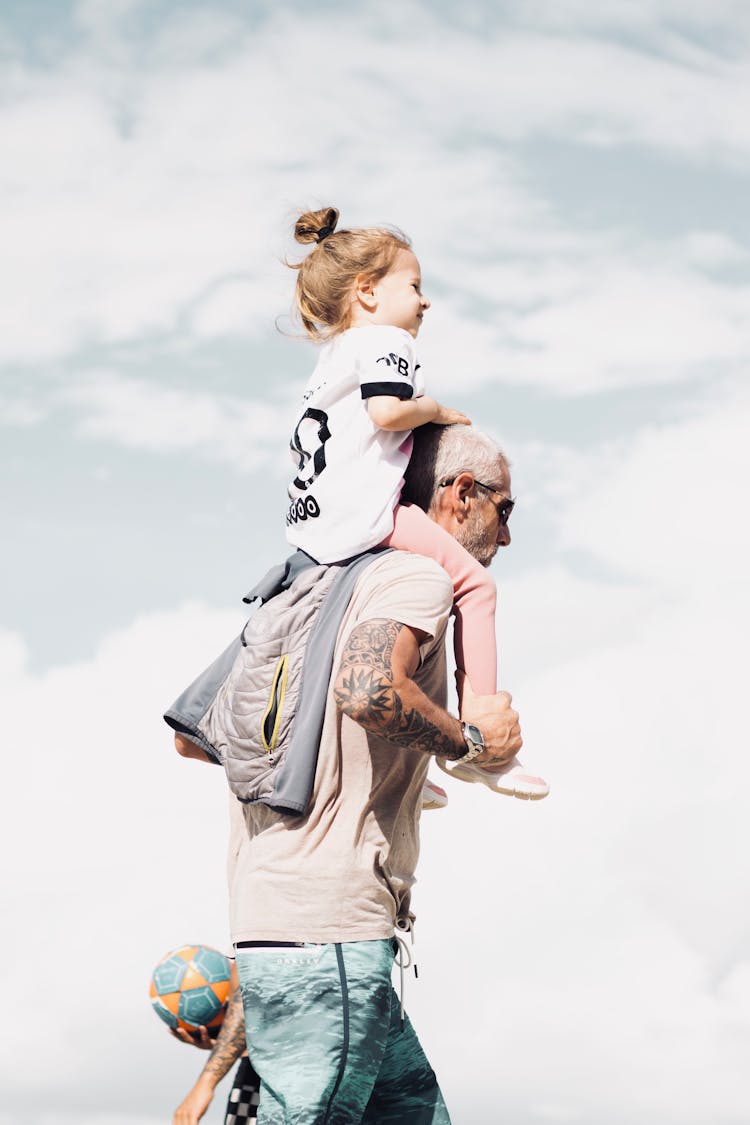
left=150, top=944, right=231, bottom=1037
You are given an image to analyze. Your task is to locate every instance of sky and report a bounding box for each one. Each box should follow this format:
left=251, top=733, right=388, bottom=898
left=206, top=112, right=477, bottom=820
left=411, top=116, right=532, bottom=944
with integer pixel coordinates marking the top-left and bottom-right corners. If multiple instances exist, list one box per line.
left=1, top=1, right=749, bottom=1122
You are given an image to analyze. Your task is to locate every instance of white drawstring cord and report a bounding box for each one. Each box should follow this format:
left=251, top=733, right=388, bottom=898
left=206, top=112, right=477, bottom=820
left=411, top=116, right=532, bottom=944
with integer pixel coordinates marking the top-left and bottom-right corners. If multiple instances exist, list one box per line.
left=394, top=917, right=418, bottom=1030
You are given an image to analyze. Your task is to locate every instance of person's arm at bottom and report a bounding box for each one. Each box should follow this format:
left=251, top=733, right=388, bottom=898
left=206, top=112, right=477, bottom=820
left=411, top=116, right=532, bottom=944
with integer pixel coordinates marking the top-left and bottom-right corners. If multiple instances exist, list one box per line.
left=172, top=965, right=247, bottom=1125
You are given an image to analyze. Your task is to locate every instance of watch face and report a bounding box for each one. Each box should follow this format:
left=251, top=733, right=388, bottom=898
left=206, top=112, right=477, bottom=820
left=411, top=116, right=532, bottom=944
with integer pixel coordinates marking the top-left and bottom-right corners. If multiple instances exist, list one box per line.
left=461, top=722, right=484, bottom=754
left=465, top=723, right=482, bottom=746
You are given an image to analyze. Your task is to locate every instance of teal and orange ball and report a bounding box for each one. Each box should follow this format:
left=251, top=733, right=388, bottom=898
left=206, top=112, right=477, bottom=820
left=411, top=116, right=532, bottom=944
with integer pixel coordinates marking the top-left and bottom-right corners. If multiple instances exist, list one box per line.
left=150, top=944, right=231, bottom=1037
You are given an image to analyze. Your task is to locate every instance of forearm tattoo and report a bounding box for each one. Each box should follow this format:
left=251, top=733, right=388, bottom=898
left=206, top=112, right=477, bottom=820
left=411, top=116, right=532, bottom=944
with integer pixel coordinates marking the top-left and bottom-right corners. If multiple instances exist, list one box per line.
left=204, top=985, right=247, bottom=1080
left=334, top=619, right=464, bottom=760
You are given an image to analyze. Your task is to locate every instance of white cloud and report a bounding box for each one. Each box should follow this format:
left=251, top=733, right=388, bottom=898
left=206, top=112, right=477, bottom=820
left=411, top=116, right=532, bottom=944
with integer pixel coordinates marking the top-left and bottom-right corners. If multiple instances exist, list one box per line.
left=0, top=393, right=47, bottom=427
left=413, top=597, right=748, bottom=1122
left=497, top=267, right=749, bottom=391
left=681, top=230, right=749, bottom=269
left=497, top=566, right=659, bottom=683
left=421, top=241, right=750, bottom=394
left=554, top=377, right=750, bottom=589
left=462, top=33, right=750, bottom=156
left=502, top=0, right=750, bottom=43
left=74, top=0, right=148, bottom=31
left=61, top=372, right=295, bottom=472
left=189, top=278, right=284, bottom=340
left=1, top=2, right=749, bottom=384
left=0, top=603, right=244, bottom=1119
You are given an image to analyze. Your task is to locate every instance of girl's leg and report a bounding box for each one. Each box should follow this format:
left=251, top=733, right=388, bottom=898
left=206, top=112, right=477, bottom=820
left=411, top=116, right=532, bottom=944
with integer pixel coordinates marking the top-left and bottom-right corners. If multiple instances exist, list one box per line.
left=385, top=505, right=550, bottom=800
left=384, top=502, right=497, bottom=695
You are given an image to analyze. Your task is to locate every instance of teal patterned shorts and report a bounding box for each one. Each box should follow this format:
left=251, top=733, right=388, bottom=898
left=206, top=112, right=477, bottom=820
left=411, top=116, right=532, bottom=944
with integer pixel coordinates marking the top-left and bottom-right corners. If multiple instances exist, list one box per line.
left=235, top=938, right=451, bottom=1125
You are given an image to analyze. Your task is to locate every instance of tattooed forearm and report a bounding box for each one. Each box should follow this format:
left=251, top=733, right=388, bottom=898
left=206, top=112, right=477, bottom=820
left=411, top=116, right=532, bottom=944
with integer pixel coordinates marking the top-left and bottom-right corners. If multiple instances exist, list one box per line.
left=334, top=619, right=465, bottom=760
left=203, top=984, right=247, bottom=1080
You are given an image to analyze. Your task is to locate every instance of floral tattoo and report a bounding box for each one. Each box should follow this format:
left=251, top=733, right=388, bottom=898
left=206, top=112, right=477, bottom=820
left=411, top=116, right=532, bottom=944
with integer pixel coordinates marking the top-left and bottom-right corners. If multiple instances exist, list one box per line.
left=334, top=619, right=464, bottom=760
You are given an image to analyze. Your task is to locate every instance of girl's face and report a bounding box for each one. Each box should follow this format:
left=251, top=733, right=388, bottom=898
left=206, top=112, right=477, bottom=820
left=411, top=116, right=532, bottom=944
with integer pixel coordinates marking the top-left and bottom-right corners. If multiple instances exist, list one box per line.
left=370, top=249, right=430, bottom=337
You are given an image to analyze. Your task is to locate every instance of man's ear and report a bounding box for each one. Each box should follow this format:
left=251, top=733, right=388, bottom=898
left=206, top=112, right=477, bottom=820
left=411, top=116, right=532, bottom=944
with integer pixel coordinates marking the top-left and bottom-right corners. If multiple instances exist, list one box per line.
left=354, top=274, right=378, bottom=311
left=454, top=472, right=476, bottom=509
left=435, top=472, right=474, bottom=524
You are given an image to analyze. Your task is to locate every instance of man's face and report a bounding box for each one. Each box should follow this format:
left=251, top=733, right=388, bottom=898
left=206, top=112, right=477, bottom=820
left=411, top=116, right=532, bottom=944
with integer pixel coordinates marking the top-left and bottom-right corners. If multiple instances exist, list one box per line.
left=454, top=462, right=512, bottom=568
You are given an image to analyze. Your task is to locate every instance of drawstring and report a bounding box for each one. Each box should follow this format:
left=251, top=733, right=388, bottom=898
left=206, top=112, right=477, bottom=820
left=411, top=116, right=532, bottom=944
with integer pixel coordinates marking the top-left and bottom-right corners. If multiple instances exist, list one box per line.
left=394, top=917, right=418, bottom=1031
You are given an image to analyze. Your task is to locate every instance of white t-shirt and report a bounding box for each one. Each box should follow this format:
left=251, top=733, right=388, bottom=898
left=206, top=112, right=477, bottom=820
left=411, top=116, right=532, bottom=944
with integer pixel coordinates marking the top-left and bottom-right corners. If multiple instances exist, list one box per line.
left=285, top=325, right=424, bottom=563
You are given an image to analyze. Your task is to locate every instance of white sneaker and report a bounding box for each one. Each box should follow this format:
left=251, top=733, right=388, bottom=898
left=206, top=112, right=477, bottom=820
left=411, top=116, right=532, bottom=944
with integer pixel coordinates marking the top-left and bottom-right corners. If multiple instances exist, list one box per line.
left=421, top=777, right=449, bottom=810
left=438, top=756, right=549, bottom=800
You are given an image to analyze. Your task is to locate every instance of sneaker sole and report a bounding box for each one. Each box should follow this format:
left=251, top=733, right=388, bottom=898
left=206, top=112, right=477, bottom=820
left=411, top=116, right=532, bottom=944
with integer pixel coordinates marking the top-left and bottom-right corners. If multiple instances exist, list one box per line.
left=421, top=780, right=449, bottom=810
left=438, top=760, right=550, bottom=800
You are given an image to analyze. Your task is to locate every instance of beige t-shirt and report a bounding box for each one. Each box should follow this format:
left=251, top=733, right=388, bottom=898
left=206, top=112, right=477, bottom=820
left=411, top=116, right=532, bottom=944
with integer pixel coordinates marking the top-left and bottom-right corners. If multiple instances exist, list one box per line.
left=227, top=551, right=453, bottom=944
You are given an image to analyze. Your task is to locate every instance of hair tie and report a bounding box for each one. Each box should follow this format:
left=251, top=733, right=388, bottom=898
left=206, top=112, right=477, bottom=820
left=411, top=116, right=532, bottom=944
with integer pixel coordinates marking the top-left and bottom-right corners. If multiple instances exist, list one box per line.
left=315, top=224, right=334, bottom=243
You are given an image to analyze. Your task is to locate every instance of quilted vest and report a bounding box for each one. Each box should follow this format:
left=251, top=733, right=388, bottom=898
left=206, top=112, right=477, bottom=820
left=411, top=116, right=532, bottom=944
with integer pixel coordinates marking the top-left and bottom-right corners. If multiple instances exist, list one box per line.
left=164, top=548, right=391, bottom=816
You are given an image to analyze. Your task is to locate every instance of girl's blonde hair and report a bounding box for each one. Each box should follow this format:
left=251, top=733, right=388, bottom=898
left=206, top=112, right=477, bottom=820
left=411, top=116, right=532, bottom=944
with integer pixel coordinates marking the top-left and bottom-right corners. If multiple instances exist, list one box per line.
left=289, top=206, right=411, bottom=342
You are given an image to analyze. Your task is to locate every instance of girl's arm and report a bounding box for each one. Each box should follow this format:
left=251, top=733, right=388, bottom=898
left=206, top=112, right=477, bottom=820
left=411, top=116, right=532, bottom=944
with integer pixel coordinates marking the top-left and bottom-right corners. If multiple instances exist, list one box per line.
left=367, top=395, right=470, bottom=431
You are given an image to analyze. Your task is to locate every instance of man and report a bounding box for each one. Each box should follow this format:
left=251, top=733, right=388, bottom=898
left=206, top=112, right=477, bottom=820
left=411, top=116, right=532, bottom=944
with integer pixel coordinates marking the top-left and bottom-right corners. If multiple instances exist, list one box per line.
left=176, top=423, right=522, bottom=1124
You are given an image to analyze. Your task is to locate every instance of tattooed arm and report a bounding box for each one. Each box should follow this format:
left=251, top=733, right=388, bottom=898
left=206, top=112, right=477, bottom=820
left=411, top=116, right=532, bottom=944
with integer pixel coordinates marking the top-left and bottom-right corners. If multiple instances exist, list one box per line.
left=334, top=618, right=522, bottom=765
left=172, top=965, right=247, bottom=1125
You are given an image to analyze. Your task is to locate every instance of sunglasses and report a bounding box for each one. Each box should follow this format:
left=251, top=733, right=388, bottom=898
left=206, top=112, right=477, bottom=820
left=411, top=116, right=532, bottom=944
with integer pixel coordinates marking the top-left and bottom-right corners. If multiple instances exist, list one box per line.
left=439, top=475, right=516, bottom=526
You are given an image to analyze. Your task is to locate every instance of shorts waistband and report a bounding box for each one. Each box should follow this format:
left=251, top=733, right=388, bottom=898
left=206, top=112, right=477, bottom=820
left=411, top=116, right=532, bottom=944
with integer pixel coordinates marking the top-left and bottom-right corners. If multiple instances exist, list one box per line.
left=235, top=940, right=306, bottom=949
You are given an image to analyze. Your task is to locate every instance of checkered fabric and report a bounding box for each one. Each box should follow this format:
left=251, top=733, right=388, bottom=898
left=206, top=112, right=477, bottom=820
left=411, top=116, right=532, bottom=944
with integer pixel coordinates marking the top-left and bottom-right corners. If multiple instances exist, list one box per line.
left=225, top=1056, right=260, bottom=1125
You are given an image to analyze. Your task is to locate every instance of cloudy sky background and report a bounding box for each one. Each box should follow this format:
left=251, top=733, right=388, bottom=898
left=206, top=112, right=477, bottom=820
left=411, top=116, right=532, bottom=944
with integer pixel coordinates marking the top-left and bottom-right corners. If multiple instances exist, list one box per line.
left=2, top=1, right=749, bottom=1122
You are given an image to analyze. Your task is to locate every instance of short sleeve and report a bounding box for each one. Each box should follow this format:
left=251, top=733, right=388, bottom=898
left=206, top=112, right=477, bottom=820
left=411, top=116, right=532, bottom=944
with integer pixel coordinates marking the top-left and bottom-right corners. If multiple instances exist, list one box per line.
left=355, top=327, right=419, bottom=402
left=349, top=553, right=453, bottom=661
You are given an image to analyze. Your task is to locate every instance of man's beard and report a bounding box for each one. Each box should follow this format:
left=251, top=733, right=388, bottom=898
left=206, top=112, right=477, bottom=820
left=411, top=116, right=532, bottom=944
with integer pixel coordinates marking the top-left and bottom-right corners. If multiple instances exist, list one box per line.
left=454, top=510, right=498, bottom=569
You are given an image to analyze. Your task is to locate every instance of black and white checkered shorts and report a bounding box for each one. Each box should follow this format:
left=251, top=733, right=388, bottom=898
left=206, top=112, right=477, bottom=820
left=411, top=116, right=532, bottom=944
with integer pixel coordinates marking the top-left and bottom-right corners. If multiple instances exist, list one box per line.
left=224, top=1056, right=260, bottom=1125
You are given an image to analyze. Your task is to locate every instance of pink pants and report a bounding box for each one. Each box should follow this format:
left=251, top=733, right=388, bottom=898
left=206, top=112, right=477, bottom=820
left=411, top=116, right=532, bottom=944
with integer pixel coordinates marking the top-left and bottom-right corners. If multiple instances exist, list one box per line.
left=382, top=502, right=497, bottom=695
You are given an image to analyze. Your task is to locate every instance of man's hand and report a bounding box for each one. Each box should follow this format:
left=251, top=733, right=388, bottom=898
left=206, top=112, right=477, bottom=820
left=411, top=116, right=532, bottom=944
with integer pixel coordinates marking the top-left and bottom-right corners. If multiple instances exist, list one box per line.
left=457, top=673, right=523, bottom=769
left=169, top=1025, right=215, bottom=1050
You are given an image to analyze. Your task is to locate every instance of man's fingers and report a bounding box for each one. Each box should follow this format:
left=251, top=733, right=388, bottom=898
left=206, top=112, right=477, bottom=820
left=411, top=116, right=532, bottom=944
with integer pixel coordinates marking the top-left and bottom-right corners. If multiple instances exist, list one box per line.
left=169, top=1028, right=193, bottom=1046
left=458, top=677, right=523, bottom=759
left=169, top=1026, right=214, bottom=1050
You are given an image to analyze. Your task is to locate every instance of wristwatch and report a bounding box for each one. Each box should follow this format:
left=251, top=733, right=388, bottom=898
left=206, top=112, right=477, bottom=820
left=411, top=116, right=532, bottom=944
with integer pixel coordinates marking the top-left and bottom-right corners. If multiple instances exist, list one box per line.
left=455, top=721, right=485, bottom=766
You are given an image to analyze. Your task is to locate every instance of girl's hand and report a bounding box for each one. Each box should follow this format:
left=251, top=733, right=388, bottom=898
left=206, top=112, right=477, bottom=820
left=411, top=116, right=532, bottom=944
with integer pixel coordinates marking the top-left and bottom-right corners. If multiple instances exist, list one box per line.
left=433, top=402, right=471, bottom=426
left=368, top=395, right=470, bottom=431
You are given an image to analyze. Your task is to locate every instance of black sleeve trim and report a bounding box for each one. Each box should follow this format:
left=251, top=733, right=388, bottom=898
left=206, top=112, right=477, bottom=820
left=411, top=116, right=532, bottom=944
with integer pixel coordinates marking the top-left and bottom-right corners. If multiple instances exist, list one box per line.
left=360, top=381, right=414, bottom=401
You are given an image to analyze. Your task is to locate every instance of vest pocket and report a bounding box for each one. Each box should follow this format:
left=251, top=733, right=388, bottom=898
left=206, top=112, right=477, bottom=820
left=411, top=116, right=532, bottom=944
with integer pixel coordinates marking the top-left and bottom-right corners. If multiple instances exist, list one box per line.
left=261, top=655, right=289, bottom=754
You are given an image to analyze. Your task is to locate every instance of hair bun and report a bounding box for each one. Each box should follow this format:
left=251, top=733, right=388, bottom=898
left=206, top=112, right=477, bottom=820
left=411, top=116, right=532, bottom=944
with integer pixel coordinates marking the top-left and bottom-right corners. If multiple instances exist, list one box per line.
left=294, top=206, right=340, bottom=246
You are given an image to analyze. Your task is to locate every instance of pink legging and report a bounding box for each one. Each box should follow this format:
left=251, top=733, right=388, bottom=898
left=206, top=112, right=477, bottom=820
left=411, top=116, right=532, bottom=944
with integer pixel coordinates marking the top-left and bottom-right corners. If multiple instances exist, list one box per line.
left=382, top=502, right=497, bottom=695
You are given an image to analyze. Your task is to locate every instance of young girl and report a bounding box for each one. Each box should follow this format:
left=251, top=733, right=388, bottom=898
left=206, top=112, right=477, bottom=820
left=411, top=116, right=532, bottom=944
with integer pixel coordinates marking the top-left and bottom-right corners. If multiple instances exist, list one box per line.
left=283, top=206, right=548, bottom=801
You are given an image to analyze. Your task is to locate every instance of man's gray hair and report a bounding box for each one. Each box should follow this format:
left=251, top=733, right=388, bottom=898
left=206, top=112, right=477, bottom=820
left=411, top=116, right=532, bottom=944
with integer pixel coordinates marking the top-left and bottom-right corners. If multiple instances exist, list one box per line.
left=404, top=423, right=509, bottom=514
